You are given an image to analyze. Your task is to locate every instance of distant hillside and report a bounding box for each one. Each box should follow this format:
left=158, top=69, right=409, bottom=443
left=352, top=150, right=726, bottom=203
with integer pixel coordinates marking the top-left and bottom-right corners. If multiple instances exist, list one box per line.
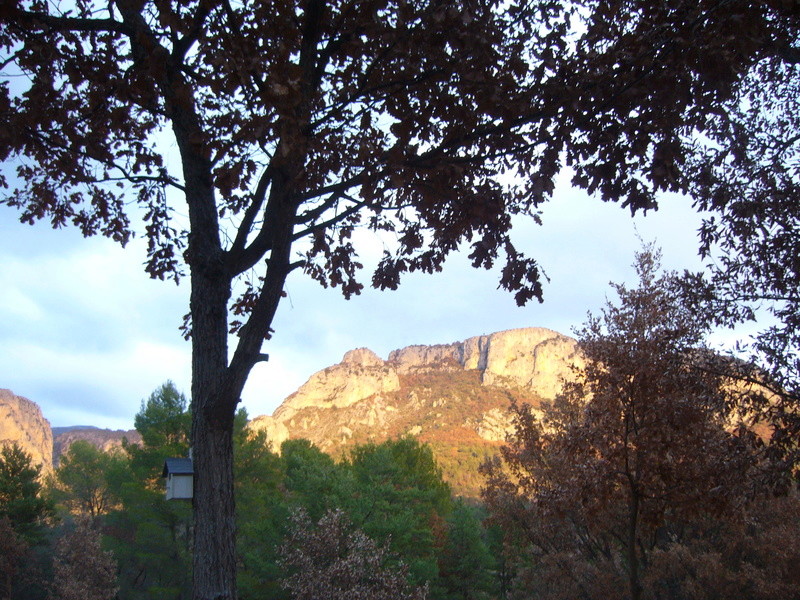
left=0, top=390, right=141, bottom=471
left=52, top=426, right=140, bottom=466
left=250, top=327, right=582, bottom=497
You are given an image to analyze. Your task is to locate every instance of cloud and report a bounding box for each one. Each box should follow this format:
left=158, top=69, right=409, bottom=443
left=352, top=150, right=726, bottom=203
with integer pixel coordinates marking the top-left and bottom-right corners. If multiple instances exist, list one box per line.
left=1, top=338, right=190, bottom=429
left=0, top=211, right=191, bottom=428
left=0, top=182, right=717, bottom=430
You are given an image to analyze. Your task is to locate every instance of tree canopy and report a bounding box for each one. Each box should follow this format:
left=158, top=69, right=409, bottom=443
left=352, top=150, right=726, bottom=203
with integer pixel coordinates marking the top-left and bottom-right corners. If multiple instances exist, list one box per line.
left=55, top=441, right=130, bottom=518
left=134, top=381, right=191, bottom=456
left=481, top=248, right=772, bottom=600
left=3, top=2, right=798, bottom=599
left=4, top=1, right=796, bottom=323
left=674, top=15, right=800, bottom=477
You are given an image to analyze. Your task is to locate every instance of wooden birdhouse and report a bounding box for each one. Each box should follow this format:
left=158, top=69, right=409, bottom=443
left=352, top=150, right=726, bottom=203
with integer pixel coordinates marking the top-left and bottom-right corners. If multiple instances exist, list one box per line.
left=162, top=457, right=194, bottom=500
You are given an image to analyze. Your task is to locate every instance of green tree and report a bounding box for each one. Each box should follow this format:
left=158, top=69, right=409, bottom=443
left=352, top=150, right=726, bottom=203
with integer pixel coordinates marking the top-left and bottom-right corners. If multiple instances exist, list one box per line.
left=105, top=383, right=194, bottom=600
left=107, top=384, right=248, bottom=600
left=6, top=3, right=797, bottom=597
left=241, top=437, right=456, bottom=596
left=438, top=501, right=496, bottom=600
left=55, top=441, right=127, bottom=518
left=236, top=437, right=355, bottom=600
left=235, top=429, right=289, bottom=600
left=106, top=467, right=193, bottom=600
left=282, top=439, right=348, bottom=521
left=482, top=248, right=758, bottom=600
left=0, top=443, right=54, bottom=542
left=346, top=438, right=452, bottom=589
left=134, top=381, right=191, bottom=458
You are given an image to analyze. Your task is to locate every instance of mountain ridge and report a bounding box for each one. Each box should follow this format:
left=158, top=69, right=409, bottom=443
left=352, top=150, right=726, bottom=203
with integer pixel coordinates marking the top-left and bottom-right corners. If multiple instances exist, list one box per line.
left=2, top=327, right=581, bottom=495
left=249, top=327, right=581, bottom=495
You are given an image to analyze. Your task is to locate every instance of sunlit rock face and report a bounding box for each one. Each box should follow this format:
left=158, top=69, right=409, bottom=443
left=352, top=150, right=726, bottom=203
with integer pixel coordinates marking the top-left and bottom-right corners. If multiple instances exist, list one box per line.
left=0, top=388, right=54, bottom=473
left=387, top=327, right=581, bottom=398
left=476, top=328, right=583, bottom=397
left=248, top=328, right=581, bottom=496
left=270, top=348, right=401, bottom=422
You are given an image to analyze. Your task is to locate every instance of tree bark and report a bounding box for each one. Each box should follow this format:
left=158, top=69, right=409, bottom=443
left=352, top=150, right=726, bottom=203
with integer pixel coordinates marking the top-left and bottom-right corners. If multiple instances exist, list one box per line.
left=627, top=490, right=641, bottom=600
left=183, top=147, right=237, bottom=599
left=191, top=408, right=236, bottom=600
left=189, top=268, right=237, bottom=600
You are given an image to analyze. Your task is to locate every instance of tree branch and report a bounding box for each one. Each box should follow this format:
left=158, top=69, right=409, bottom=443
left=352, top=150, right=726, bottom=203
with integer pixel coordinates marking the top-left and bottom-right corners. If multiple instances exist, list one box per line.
left=226, top=166, right=272, bottom=271
left=292, top=193, right=366, bottom=241
left=172, top=0, right=221, bottom=60
left=6, top=8, right=129, bottom=35
left=228, top=1, right=327, bottom=276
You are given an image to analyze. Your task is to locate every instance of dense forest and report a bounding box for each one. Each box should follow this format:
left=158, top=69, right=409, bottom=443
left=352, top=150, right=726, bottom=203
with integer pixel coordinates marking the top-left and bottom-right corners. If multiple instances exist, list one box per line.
left=2, top=384, right=498, bottom=600
left=2, top=249, right=798, bottom=600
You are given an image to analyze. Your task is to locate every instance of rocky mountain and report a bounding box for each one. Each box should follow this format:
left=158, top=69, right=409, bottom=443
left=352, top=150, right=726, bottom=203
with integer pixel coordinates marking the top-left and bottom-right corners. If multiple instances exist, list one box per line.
left=1, top=327, right=580, bottom=495
left=250, top=327, right=581, bottom=496
left=0, top=389, right=141, bottom=471
left=52, top=426, right=141, bottom=466
left=0, top=388, right=53, bottom=473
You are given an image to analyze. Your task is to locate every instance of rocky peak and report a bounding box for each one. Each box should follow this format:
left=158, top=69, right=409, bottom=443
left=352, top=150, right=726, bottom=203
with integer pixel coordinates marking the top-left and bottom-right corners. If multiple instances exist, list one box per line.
left=250, top=328, right=581, bottom=478
left=342, top=347, right=384, bottom=367
left=0, top=388, right=53, bottom=473
left=388, top=343, right=463, bottom=372
left=477, top=327, right=583, bottom=395
left=271, top=348, right=400, bottom=424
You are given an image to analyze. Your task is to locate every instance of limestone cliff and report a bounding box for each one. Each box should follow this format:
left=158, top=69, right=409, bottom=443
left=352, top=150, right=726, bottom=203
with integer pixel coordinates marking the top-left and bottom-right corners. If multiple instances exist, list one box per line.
left=272, top=347, right=401, bottom=423
left=249, top=327, right=581, bottom=496
left=0, top=388, right=54, bottom=472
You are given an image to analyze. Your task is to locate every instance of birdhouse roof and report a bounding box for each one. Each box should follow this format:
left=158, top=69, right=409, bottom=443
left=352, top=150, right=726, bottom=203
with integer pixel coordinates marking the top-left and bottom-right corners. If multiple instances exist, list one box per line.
left=162, top=457, right=194, bottom=477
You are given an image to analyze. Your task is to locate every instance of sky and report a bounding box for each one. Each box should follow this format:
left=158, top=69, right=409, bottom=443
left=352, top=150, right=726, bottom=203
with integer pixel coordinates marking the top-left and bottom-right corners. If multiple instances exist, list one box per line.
left=0, top=175, right=722, bottom=430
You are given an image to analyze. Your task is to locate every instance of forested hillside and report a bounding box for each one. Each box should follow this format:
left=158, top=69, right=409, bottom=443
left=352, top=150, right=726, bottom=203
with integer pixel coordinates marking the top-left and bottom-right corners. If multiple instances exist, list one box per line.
left=2, top=381, right=502, bottom=600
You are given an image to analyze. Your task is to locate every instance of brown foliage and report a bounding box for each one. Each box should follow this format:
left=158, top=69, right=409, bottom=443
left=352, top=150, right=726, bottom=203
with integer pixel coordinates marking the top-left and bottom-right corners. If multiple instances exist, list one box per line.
left=50, top=518, right=119, bottom=600
left=642, top=495, right=800, bottom=600
left=279, top=508, right=426, bottom=600
left=684, top=26, right=800, bottom=475
left=0, top=516, right=28, bottom=600
left=481, top=248, right=766, bottom=600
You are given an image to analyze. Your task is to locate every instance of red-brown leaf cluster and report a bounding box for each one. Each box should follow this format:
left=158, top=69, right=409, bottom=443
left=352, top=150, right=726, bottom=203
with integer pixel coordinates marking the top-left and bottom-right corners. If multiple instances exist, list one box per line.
left=280, top=507, right=427, bottom=600
left=481, top=248, right=797, bottom=600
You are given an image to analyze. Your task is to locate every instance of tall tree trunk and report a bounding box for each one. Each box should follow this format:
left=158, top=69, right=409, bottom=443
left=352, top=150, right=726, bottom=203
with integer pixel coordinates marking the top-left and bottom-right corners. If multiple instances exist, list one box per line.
left=192, top=409, right=236, bottom=600
left=190, top=264, right=237, bottom=600
left=627, top=490, right=641, bottom=600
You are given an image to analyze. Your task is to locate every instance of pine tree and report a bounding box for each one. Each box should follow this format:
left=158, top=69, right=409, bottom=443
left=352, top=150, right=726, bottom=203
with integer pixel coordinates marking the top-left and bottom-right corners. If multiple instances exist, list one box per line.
left=0, top=443, right=54, bottom=542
